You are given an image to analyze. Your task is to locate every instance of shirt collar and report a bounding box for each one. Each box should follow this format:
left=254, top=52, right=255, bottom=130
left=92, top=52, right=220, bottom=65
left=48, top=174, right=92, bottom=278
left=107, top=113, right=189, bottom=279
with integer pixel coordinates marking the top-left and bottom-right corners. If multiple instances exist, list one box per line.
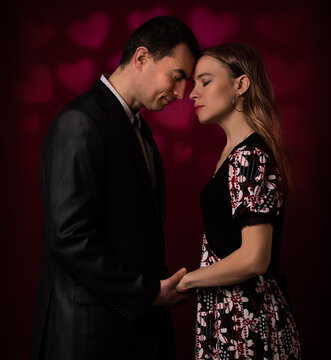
left=100, top=74, right=140, bottom=128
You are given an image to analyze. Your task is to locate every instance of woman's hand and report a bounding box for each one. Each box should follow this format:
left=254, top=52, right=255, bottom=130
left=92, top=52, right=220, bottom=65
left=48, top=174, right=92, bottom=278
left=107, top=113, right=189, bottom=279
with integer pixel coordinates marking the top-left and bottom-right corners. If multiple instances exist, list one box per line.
left=176, top=272, right=193, bottom=293
left=175, top=224, right=273, bottom=289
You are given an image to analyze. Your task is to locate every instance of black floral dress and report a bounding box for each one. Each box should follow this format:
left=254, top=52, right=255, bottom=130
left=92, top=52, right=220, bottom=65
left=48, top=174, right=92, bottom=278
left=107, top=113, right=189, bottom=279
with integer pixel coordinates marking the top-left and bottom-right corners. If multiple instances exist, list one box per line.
left=196, top=133, right=300, bottom=359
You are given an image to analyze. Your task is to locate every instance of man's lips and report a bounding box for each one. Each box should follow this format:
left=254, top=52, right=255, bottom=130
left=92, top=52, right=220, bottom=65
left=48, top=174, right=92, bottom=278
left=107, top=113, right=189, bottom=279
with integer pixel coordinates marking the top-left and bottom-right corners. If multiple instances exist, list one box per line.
left=194, top=105, right=205, bottom=113
left=162, top=97, right=175, bottom=105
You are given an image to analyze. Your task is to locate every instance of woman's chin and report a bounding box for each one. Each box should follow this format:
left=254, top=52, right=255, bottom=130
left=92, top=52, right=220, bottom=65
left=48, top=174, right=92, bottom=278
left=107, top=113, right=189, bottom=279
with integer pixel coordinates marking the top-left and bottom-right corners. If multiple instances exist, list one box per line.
left=196, top=114, right=208, bottom=124
left=198, top=116, right=214, bottom=125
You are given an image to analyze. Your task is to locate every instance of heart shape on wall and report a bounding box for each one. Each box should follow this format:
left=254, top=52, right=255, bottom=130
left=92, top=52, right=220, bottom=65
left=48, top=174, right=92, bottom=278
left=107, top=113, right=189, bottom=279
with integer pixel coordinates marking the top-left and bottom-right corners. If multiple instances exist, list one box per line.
left=127, top=7, right=169, bottom=30
left=68, top=12, right=110, bottom=48
left=57, top=59, right=95, bottom=92
left=188, top=7, right=240, bottom=47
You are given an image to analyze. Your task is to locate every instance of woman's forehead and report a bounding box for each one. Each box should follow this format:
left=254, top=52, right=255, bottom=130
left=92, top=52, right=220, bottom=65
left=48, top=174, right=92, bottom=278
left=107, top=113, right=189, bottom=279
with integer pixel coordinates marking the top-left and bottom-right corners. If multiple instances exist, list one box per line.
left=194, top=56, right=227, bottom=77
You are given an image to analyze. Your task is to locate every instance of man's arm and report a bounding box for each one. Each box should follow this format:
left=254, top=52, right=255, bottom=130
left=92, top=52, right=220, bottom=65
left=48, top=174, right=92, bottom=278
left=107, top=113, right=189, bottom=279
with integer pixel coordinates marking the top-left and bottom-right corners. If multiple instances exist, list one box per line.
left=41, top=110, right=160, bottom=321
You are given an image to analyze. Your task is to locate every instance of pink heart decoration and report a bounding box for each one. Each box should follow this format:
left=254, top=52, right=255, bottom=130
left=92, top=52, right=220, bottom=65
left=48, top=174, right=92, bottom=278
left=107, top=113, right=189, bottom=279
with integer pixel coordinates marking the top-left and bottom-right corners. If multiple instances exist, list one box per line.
left=172, top=142, right=194, bottom=163
left=21, top=114, right=41, bottom=134
left=127, top=7, right=169, bottom=31
left=265, top=55, right=311, bottom=97
left=18, top=64, right=53, bottom=103
left=188, top=7, right=240, bottom=47
left=68, top=12, right=110, bottom=49
left=22, top=20, right=55, bottom=48
left=255, top=9, right=302, bottom=45
left=57, top=59, right=95, bottom=92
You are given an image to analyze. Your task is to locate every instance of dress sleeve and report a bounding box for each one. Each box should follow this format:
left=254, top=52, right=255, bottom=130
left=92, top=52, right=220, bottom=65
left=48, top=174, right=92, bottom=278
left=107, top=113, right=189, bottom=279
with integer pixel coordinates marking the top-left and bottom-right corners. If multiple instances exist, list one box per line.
left=228, top=145, right=284, bottom=229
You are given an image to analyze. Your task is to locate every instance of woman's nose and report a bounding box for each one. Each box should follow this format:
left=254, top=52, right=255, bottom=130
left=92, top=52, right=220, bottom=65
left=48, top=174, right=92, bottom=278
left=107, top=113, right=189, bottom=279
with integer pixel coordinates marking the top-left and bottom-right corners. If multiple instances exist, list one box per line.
left=189, top=86, right=198, bottom=100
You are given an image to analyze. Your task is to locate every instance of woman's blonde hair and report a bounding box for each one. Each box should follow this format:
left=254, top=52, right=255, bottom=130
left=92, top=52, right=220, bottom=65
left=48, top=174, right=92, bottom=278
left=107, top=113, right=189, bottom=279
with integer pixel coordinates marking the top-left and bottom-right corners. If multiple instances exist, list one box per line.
left=202, top=43, right=290, bottom=190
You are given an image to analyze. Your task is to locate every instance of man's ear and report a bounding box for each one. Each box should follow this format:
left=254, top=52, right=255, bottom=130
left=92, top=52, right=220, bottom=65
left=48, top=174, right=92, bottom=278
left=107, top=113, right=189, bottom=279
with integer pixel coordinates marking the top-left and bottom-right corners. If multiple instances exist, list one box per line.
left=133, top=46, right=150, bottom=71
left=236, top=74, right=250, bottom=96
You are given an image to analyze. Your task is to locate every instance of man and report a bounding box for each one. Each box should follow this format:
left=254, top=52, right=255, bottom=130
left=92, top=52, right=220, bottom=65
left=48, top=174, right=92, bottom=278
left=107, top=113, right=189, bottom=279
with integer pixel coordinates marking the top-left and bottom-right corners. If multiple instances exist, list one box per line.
left=31, top=16, right=199, bottom=360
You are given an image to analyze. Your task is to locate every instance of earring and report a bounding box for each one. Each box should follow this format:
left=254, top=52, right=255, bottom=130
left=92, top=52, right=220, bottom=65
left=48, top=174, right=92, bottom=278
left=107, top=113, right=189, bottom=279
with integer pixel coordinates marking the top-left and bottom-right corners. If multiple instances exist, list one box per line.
left=232, top=95, right=244, bottom=112
left=232, top=95, right=238, bottom=106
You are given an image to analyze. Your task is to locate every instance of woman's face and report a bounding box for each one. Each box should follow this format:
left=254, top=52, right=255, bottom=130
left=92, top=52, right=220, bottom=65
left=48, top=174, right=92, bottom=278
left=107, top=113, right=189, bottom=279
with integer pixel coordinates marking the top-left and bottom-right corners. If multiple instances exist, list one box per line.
left=189, top=55, right=237, bottom=125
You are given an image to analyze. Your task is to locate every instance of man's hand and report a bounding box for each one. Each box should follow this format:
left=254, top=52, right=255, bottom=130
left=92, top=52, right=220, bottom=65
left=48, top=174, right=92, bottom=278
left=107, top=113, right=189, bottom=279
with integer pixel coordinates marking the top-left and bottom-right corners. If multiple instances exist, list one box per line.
left=176, top=272, right=192, bottom=293
left=152, top=268, right=191, bottom=308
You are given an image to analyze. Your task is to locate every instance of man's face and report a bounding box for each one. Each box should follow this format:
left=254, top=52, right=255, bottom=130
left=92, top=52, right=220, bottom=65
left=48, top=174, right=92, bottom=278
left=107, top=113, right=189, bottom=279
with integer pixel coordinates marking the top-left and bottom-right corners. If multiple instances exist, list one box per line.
left=138, top=43, right=195, bottom=111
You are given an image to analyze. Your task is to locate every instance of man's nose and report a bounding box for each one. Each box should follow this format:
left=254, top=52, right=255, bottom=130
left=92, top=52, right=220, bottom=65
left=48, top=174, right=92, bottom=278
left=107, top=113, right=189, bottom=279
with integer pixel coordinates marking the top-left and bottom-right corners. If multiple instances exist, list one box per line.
left=173, top=81, right=186, bottom=100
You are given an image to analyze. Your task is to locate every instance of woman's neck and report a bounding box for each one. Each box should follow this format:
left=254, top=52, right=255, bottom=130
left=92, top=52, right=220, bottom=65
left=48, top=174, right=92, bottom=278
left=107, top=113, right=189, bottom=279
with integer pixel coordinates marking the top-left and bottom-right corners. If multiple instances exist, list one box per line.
left=219, top=112, right=254, bottom=151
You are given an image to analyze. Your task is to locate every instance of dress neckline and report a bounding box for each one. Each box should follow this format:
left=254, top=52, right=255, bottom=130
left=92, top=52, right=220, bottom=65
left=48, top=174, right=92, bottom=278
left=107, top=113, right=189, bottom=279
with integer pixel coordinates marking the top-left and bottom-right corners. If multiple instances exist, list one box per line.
left=211, top=132, right=257, bottom=180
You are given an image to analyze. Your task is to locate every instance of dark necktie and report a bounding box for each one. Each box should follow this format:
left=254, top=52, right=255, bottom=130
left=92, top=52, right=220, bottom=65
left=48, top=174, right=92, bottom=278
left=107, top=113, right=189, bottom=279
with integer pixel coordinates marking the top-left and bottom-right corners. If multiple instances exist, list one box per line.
left=133, top=117, right=156, bottom=191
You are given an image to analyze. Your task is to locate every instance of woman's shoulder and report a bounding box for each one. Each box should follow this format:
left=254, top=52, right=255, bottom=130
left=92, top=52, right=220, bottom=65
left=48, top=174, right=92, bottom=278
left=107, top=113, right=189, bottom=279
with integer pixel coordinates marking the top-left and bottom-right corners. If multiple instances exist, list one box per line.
left=229, top=132, right=274, bottom=166
left=246, top=132, right=271, bottom=153
left=228, top=133, right=284, bottom=218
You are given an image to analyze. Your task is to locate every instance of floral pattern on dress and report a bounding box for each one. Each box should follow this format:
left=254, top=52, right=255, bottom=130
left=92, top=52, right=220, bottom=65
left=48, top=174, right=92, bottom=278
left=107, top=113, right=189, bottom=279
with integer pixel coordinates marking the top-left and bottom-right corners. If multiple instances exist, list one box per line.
left=228, top=146, right=283, bottom=218
left=196, top=235, right=301, bottom=359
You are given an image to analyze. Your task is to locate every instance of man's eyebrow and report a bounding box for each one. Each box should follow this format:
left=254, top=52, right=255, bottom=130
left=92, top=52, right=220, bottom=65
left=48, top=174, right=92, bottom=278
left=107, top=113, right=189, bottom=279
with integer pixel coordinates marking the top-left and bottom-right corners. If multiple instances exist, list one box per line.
left=174, top=69, right=189, bottom=80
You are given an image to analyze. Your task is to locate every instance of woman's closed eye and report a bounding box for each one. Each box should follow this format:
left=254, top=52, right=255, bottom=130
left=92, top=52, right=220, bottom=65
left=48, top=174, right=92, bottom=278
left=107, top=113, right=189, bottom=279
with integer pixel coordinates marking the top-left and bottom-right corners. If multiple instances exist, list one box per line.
left=202, top=80, right=211, bottom=87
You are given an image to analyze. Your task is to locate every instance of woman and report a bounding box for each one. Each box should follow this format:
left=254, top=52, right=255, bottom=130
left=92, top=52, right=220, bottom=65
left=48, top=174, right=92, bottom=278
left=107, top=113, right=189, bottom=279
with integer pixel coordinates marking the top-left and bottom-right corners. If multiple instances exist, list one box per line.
left=176, top=44, right=301, bottom=359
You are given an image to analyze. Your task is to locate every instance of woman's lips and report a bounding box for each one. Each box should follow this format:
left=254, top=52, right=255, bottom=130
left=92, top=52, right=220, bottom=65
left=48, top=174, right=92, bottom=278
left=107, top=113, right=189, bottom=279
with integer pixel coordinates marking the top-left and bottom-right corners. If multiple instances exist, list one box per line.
left=194, top=105, right=205, bottom=113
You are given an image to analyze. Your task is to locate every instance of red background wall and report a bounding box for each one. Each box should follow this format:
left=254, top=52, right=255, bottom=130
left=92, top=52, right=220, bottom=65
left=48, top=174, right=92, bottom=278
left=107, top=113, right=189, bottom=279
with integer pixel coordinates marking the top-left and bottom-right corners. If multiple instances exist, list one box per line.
left=1, top=0, right=328, bottom=359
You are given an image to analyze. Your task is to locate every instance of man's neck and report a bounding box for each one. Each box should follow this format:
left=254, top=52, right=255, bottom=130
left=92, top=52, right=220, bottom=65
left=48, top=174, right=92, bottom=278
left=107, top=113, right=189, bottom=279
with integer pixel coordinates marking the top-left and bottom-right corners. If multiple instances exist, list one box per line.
left=108, top=66, right=142, bottom=112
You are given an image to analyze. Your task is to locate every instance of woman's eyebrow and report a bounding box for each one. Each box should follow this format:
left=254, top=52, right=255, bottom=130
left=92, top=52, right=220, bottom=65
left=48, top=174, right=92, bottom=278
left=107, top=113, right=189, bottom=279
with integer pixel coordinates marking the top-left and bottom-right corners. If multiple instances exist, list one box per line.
left=196, top=72, right=213, bottom=79
left=192, top=73, right=213, bottom=84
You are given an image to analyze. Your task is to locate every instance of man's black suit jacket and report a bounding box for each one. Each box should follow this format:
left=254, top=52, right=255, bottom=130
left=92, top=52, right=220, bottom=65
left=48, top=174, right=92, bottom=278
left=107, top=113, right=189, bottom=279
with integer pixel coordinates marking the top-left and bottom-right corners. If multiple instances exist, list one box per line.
left=30, top=79, right=175, bottom=360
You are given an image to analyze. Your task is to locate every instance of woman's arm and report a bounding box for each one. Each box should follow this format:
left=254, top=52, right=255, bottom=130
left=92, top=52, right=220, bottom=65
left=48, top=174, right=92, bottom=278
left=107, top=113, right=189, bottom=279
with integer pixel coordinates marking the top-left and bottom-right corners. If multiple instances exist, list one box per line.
left=176, top=223, right=273, bottom=292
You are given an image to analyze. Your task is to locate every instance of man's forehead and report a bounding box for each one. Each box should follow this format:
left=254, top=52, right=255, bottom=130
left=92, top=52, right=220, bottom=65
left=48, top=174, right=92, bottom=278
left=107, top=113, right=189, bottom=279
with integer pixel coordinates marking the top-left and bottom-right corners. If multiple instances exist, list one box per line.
left=159, top=45, right=195, bottom=78
left=170, top=44, right=195, bottom=62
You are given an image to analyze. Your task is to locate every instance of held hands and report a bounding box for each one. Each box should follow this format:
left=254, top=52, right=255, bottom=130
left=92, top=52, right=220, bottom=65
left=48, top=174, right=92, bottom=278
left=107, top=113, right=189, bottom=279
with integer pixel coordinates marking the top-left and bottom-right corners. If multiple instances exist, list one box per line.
left=152, top=268, right=193, bottom=309
left=176, top=272, right=193, bottom=293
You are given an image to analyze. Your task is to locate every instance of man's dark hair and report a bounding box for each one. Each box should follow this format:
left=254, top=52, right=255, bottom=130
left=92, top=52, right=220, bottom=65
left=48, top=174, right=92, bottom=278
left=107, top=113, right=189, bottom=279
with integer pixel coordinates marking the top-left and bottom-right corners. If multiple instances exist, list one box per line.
left=119, top=16, right=200, bottom=66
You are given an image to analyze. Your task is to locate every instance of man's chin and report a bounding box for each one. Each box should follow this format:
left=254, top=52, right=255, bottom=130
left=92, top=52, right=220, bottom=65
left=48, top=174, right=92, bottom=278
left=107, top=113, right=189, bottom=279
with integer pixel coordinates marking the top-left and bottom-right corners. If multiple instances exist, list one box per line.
left=146, top=104, right=165, bottom=112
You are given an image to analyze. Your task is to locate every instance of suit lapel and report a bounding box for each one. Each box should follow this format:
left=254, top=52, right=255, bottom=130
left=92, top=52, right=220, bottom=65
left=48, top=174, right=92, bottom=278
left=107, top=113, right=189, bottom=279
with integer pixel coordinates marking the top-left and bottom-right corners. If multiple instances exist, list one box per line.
left=140, top=117, right=166, bottom=221
left=94, top=80, right=162, bottom=217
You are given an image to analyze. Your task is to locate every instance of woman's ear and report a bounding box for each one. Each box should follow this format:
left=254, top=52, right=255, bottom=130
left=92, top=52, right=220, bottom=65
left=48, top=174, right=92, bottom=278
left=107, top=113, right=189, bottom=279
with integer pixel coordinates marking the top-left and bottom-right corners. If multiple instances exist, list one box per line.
left=133, top=46, right=149, bottom=71
left=236, top=74, right=250, bottom=96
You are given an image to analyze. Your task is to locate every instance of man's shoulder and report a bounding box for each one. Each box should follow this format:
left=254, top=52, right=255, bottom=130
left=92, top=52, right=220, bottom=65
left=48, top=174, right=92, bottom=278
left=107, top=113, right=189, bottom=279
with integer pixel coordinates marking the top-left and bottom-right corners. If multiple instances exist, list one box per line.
left=60, top=86, right=102, bottom=117
left=46, top=80, right=128, bottom=142
left=66, top=83, right=124, bottom=123
left=43, top=109, right=100, bottom=148
left=52, top=87, right=105, bottom=128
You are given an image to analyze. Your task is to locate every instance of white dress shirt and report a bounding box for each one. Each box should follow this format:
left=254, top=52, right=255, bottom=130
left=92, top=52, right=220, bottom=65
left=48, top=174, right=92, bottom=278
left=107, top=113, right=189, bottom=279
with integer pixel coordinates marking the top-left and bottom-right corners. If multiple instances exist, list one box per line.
left=100, top=74, right=141, bottom=129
